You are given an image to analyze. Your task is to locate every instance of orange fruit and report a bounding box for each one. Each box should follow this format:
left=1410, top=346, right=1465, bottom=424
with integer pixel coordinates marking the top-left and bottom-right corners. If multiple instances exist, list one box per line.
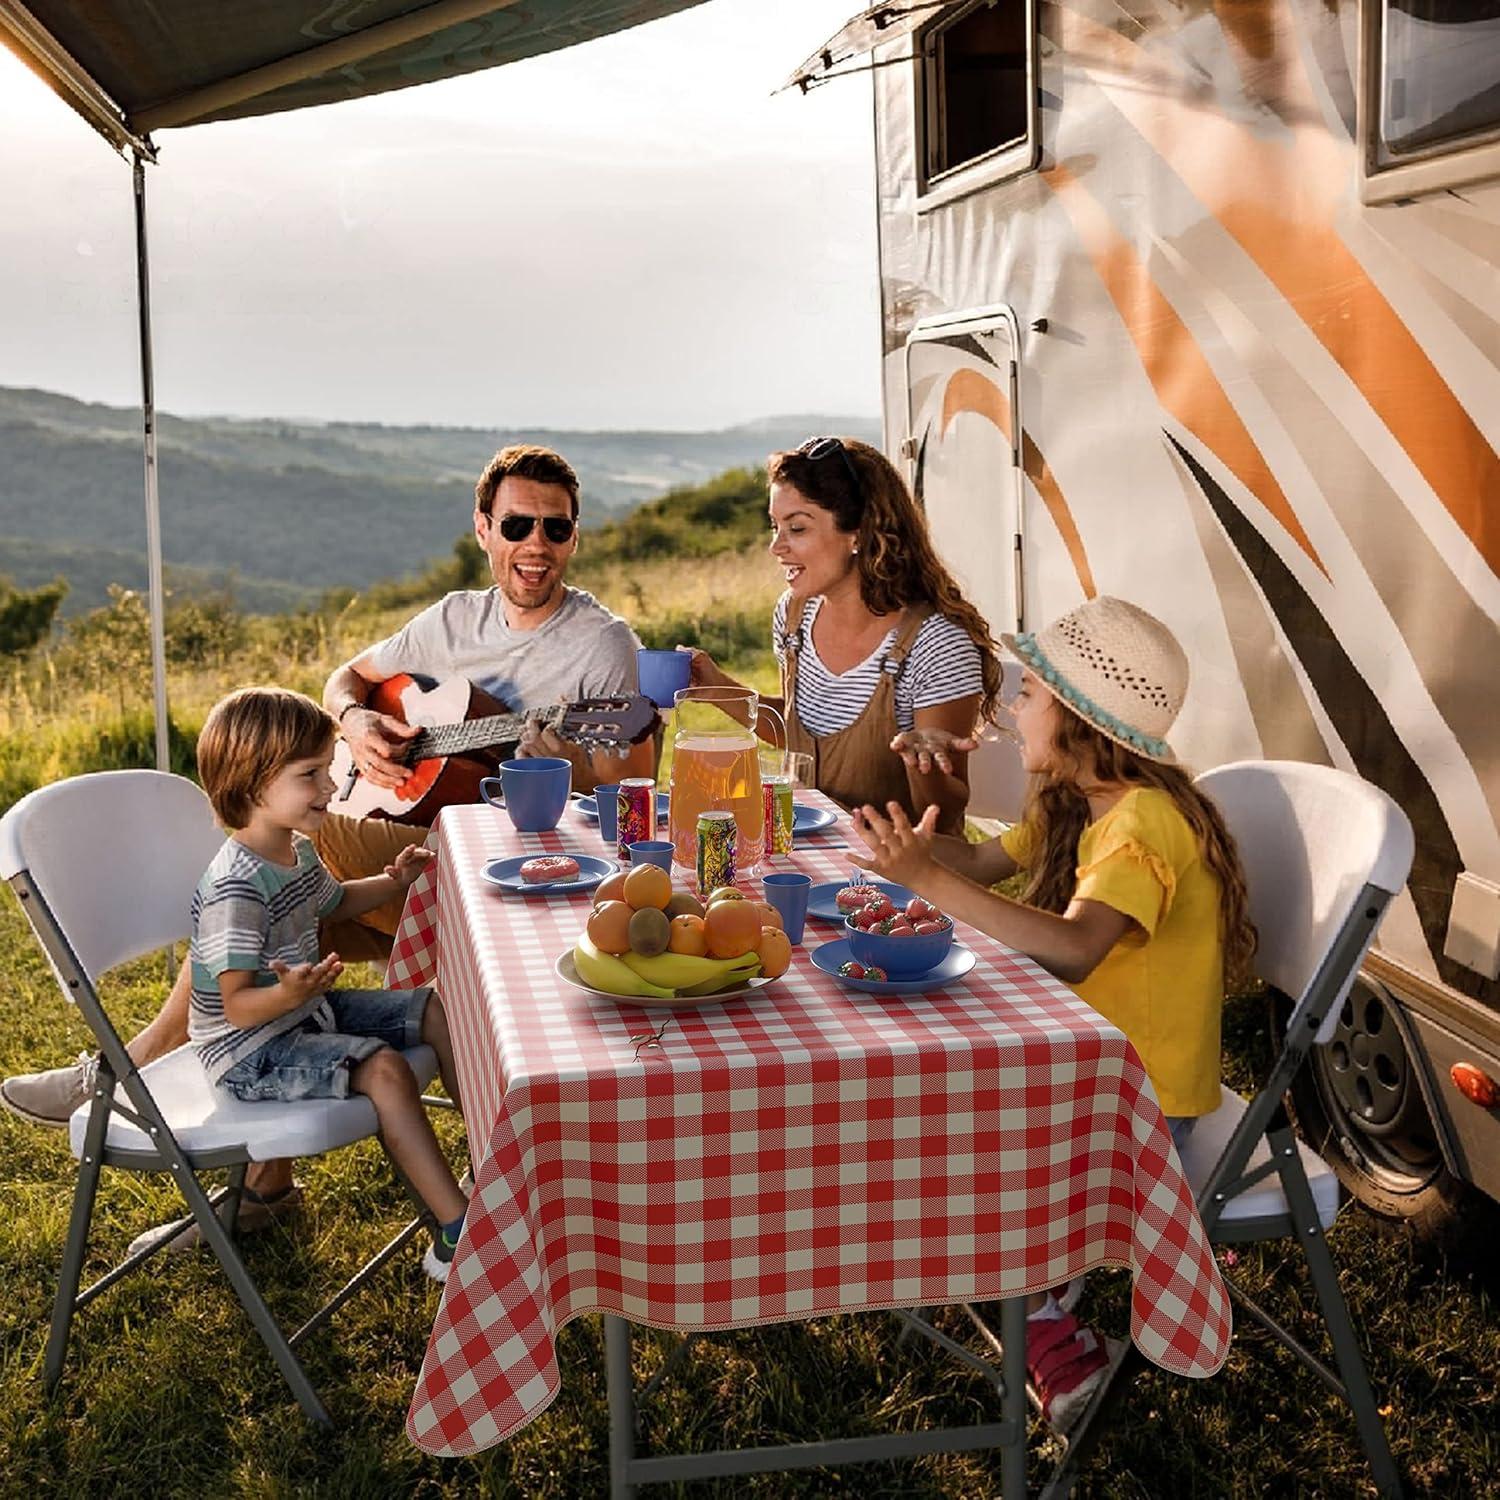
left=753, top=901, right=783, bottom=931
left=622, top=863, right=673, bottom=911
left=668, top=914, right=708, bottom=956
left=595, top=868, right=630, bottom=906
left=586, top=900, right=634, bottom=955
left=756, top=926, right=792, bottom=979
left=704, top=897, right=761, bottom=959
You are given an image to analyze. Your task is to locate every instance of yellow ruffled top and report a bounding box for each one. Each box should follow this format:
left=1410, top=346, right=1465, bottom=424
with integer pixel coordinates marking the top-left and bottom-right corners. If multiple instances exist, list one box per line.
left=1001, top=788, right=1225, bottom=1117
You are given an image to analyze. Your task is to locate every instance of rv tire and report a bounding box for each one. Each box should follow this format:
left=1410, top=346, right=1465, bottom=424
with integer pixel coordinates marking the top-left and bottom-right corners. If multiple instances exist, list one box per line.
left=1272, top=976, right=1470, bottom=1247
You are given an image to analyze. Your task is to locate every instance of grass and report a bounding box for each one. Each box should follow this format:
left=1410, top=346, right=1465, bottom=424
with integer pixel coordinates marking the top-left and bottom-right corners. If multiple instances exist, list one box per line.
left=1, top=549, right=1497, bottom=1496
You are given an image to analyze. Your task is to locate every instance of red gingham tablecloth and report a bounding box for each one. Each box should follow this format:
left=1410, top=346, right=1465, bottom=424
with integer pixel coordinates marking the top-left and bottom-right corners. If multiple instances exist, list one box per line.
left=391, top=797, right=1231, bottom=1456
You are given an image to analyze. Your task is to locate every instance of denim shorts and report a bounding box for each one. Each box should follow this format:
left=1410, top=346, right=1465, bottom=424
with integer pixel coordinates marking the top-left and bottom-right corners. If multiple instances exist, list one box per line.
left=1167, top=1116, right=1196, bottom=1149
left=218, top=988, right=430, bottom=1103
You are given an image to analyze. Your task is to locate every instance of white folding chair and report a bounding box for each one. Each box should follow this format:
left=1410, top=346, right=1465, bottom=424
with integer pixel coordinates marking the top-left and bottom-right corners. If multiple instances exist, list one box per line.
left=1043, top=760, right=1413, bottom=1498
left=0, top=769, right=441, bottom=1426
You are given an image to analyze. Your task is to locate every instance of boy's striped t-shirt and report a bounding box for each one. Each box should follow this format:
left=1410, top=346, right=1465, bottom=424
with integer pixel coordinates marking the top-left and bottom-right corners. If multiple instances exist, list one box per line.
left=188, top=834, right=344, bottom=1082
left=773, top=592, right=984, bottom=736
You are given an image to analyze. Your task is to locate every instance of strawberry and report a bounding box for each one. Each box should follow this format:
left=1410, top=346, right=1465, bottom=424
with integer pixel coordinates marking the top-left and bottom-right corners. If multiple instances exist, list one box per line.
left=913, top=919, right=945, bottom=935
left=863, top=965, right=889, bottom=982
left=905, top=897, right=934, bottom=921
left=837, top=960, right=867, bottom=979
left=862, top=895, right=896, bottom=922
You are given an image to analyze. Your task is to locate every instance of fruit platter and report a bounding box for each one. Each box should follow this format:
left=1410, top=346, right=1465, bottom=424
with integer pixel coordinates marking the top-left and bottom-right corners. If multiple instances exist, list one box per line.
left=558, top=862, right=793, bottom=1006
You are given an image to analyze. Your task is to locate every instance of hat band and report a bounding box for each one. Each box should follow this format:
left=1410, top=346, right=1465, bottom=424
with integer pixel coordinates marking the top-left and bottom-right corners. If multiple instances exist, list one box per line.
left=1012, top=631, right=1172, bottom=759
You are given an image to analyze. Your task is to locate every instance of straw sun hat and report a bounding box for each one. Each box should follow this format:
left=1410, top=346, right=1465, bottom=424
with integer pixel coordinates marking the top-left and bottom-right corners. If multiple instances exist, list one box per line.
left=1000, top=597, right=1189, bottom=764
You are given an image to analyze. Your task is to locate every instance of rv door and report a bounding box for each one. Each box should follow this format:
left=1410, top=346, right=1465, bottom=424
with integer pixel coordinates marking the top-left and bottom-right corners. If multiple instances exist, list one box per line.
left=902, top=304, right=1027, bottom=822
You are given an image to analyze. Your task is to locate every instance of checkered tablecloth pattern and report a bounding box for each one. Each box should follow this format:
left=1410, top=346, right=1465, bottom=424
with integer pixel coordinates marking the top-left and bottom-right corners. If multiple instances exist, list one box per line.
left=393, top=797, right=1231, bottom=1456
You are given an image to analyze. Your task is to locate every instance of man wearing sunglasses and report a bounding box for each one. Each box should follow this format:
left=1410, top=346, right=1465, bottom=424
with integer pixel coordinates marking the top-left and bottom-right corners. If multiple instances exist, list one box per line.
left=326, top=443, right=653, bottom=807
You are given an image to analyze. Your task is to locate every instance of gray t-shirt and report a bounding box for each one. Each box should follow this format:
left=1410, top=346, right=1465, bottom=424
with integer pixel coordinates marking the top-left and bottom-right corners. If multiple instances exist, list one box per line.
left=364, top=584, right=641, bottom=712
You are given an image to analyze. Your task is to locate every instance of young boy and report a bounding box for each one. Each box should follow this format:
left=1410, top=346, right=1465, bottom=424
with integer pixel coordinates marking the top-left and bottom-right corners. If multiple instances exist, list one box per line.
left=190, top=686, right=468, bottom=1281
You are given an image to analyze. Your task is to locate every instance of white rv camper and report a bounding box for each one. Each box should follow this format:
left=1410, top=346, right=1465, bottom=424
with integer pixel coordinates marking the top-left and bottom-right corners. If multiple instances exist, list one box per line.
left=796, top=0, right=1500, bottom=1235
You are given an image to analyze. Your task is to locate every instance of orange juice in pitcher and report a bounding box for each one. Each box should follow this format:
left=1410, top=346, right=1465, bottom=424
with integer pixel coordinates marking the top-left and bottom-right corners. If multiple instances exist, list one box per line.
left=667, top=686, right=783, bottom=878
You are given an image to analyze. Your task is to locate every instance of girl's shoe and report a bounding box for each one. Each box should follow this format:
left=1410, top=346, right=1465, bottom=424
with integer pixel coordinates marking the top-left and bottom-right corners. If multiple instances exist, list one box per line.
left=1025, top=1310, right=1113, bottom=1435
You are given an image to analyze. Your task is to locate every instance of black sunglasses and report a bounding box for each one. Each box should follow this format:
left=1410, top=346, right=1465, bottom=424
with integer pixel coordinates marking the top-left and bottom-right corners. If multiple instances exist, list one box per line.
left=493, top=513, right=576, bottom=544
left=798, top=435, right=864, bottom=505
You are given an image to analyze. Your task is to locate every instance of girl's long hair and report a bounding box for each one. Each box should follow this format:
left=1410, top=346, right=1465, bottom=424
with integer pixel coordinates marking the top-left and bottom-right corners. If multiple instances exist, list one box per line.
left=1021, top=709, right=1258, bottom=991
left=767, top=438, right=1003, bottom=723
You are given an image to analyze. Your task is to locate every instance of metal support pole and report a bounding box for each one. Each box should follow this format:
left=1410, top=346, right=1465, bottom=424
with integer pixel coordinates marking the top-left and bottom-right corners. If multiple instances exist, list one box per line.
left=132, top=149, right=171, bottom=773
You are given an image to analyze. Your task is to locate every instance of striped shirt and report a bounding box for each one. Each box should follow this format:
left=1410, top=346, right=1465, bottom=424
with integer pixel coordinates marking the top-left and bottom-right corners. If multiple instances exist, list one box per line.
left=773, top=593, right=985, bottom=737
left=188, top=835, right=344, bottom=1082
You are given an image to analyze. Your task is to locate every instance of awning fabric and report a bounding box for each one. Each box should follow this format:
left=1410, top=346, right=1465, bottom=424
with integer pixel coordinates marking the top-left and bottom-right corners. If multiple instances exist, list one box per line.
left=2, top=0, right=706, bottom=149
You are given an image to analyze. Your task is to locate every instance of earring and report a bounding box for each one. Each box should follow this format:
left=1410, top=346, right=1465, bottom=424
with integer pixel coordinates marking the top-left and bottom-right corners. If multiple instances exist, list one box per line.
left=851, top=544, right=859, bottom=555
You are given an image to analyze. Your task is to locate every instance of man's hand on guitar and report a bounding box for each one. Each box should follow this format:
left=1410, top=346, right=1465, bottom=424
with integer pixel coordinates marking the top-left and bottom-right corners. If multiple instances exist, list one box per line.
left=343, top=707, right=420, bottom=788
left=516, top=716, right=574, bottom=763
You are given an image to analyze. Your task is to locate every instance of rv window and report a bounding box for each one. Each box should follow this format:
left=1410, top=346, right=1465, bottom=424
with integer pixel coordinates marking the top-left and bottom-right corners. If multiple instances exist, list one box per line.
left=1380, top=0, right=1500, bottom=158
left=919, top=0, right=1037, bottom=202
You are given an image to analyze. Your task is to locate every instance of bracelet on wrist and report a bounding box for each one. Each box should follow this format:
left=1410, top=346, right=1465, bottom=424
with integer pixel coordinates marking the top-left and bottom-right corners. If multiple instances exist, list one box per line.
left=336, top=701, right=362, bottom=725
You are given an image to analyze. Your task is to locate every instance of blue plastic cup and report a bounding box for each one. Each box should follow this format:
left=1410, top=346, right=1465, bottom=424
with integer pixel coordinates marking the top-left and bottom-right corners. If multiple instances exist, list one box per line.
left=637, top=648, right=693, bottom=709
left=480, top=758, right=571, bottom=833
left=628, top=839, right=675, bottom=872
left=593, top=782, right=621, bottom=846
left=762, top=871, right=812, bottom=944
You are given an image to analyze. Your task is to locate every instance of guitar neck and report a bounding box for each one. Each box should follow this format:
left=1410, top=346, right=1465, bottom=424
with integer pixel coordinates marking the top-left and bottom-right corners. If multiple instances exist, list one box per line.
left=404, top=706, right=566, bottom=762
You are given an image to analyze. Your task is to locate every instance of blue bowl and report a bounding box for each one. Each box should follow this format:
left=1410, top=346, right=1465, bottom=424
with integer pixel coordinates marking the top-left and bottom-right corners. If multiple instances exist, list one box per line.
left=844, top=914, right=954, bottom=978
left=846, top=906, right=948, bottom=978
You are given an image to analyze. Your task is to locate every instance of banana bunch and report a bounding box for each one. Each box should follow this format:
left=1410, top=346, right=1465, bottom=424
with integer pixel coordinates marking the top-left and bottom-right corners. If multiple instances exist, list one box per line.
left=571, top=935, right=762, bottom=999
left=621, top=949, right=762, bottom=996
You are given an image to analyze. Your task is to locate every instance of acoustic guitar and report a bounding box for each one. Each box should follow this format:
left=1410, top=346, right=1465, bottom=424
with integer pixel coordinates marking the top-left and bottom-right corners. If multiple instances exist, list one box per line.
left=329, top=673, right=657, bottom=825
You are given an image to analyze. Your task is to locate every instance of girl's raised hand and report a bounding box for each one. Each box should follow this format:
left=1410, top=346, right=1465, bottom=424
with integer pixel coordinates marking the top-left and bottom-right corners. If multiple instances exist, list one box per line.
left=851, top=801, right=941, bottom=885
left=889, top=727, right=979, bottom=776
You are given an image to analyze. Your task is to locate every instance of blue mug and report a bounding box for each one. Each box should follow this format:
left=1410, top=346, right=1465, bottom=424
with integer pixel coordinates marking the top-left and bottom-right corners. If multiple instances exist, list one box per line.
left=637, top=648, right=693, bottom=710
left=480, top=758, right=572, bottom=833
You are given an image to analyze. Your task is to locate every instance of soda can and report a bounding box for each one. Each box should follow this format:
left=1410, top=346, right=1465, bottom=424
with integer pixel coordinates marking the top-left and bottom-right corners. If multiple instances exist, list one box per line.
left=696, top=810, right=737, bottom=894
left=617, top=778, right=657, bottom=860
left=764, top=775, right=794, bottom=855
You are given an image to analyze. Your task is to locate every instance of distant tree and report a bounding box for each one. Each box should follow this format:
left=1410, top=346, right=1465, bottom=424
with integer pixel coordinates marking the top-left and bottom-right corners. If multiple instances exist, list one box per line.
left=0, top=576, right=67, bottom=655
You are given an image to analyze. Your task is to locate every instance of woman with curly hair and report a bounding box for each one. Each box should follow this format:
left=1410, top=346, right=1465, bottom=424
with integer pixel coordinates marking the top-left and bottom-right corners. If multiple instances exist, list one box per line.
left=684, top=436, right=1001, bottom=834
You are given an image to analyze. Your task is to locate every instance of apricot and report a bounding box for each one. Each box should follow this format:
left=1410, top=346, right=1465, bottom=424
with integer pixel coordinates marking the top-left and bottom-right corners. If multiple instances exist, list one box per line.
left=622, top=862, right=673, bottom=911
left=668, top=913, right=708, bottom=956
left=586, top=900, right=634, bottom=955
left=704, top=897, right=761, bottom=959
left=595, top=868, right=630, bottom=906
left=755, top=926, right=792, bottom=979
left=753, top=901, right=783, bottom=931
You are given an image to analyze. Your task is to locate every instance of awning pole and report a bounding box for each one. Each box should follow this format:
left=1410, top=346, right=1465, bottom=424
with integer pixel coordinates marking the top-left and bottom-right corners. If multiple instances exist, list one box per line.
left=133, top=149, right=171, bottom=773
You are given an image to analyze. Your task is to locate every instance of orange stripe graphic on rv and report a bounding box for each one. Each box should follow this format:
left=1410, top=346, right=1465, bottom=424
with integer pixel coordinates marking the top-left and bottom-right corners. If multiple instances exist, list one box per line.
left=940, top=369, right=1098, bottom=597
left=1059, top=2, right=1500, bottom=574
left=1045, top=164, right=1326, bottom=573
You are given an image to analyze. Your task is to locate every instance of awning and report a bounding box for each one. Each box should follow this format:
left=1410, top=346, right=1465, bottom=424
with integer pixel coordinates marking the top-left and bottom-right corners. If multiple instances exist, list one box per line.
left=1, top=0, right=708, bottom=153
left=778, top=0, right=947, bottom=94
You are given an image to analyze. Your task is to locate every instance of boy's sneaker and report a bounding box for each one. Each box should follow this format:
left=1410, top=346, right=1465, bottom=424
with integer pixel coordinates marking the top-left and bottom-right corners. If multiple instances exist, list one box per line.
left=1025, top=1310, right=1114, bottom=1436
left=422, top=1230, right=458, bottom=1283
left=126, top=1183, right=304, bottom=1258
left=0, top=1052, right=99, bottom=1127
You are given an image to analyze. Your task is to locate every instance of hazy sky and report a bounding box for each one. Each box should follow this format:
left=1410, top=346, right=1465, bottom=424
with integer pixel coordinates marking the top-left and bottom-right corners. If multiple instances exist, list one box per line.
left=0, top=1, right=879, bottom=430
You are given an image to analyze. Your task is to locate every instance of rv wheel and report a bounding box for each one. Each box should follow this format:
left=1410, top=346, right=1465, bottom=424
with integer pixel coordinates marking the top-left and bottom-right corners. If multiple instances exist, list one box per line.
left=1274, top=975, right=1467, bottom=1244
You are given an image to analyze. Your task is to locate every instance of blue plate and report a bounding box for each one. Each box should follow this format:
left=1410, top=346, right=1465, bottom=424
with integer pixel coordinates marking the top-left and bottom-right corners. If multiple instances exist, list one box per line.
left=805, top=879, right=917, bottom=924
left=481, top=854, right=616, bottom=895
left=810, top=938, right=976, bottom=995
left=792, top=803, right=838, bottom=835
left=573, top=791, right=671, bottom=823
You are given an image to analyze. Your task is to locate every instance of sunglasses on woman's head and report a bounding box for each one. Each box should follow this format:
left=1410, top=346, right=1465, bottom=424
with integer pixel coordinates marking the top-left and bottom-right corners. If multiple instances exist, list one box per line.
left=798, top=435, right=863, bottom=504
left=493, top=513, right=576, bottom=543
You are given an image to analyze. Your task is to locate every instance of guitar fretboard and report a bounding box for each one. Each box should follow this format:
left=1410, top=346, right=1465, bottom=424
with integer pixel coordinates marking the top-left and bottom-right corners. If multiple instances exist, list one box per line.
left=403, top=707, right=564, bottom=762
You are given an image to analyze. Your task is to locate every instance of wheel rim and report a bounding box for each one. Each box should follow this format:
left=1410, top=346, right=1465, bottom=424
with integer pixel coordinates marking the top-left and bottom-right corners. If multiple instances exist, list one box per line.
left=1310, top=979, right=1445, bottom=1193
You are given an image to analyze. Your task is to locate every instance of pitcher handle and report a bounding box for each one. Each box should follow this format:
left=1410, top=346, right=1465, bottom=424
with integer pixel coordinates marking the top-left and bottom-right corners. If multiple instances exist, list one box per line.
left=759, top=703, right=787, bottom=752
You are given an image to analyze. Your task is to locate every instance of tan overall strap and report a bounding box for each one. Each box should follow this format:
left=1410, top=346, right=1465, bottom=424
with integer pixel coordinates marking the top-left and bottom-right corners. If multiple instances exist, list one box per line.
left=782, top=601, right=934, bottom=822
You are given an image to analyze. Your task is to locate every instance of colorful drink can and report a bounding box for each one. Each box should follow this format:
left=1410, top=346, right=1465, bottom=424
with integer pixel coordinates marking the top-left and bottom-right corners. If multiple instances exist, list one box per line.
left=763, top=775, right=794, bottom=855
left=696, top=810, right=737, bottom=893
left=617, top=778, right=657, bottom=860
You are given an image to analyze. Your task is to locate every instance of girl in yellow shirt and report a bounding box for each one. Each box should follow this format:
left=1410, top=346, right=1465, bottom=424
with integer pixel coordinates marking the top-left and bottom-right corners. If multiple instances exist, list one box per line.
left=853, top=595, right=1256, bottom=1433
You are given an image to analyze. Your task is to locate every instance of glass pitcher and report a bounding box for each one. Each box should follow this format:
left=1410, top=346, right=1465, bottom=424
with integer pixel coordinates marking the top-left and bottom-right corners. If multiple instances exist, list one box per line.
left=667, top=686, right=785, bottom=879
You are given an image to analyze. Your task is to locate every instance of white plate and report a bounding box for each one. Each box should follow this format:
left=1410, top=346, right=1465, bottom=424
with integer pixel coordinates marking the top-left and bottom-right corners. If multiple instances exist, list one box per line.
left=553, top=949, right=775, bottom=1007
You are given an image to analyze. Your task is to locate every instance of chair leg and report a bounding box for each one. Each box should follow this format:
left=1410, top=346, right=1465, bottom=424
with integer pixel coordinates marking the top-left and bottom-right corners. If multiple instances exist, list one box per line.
left=44, top=1091, right=110, bottom=1391
left=218, top=1162, right=247, bottom=1238
left=1272, top=1125, right=1404, bottom=1499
